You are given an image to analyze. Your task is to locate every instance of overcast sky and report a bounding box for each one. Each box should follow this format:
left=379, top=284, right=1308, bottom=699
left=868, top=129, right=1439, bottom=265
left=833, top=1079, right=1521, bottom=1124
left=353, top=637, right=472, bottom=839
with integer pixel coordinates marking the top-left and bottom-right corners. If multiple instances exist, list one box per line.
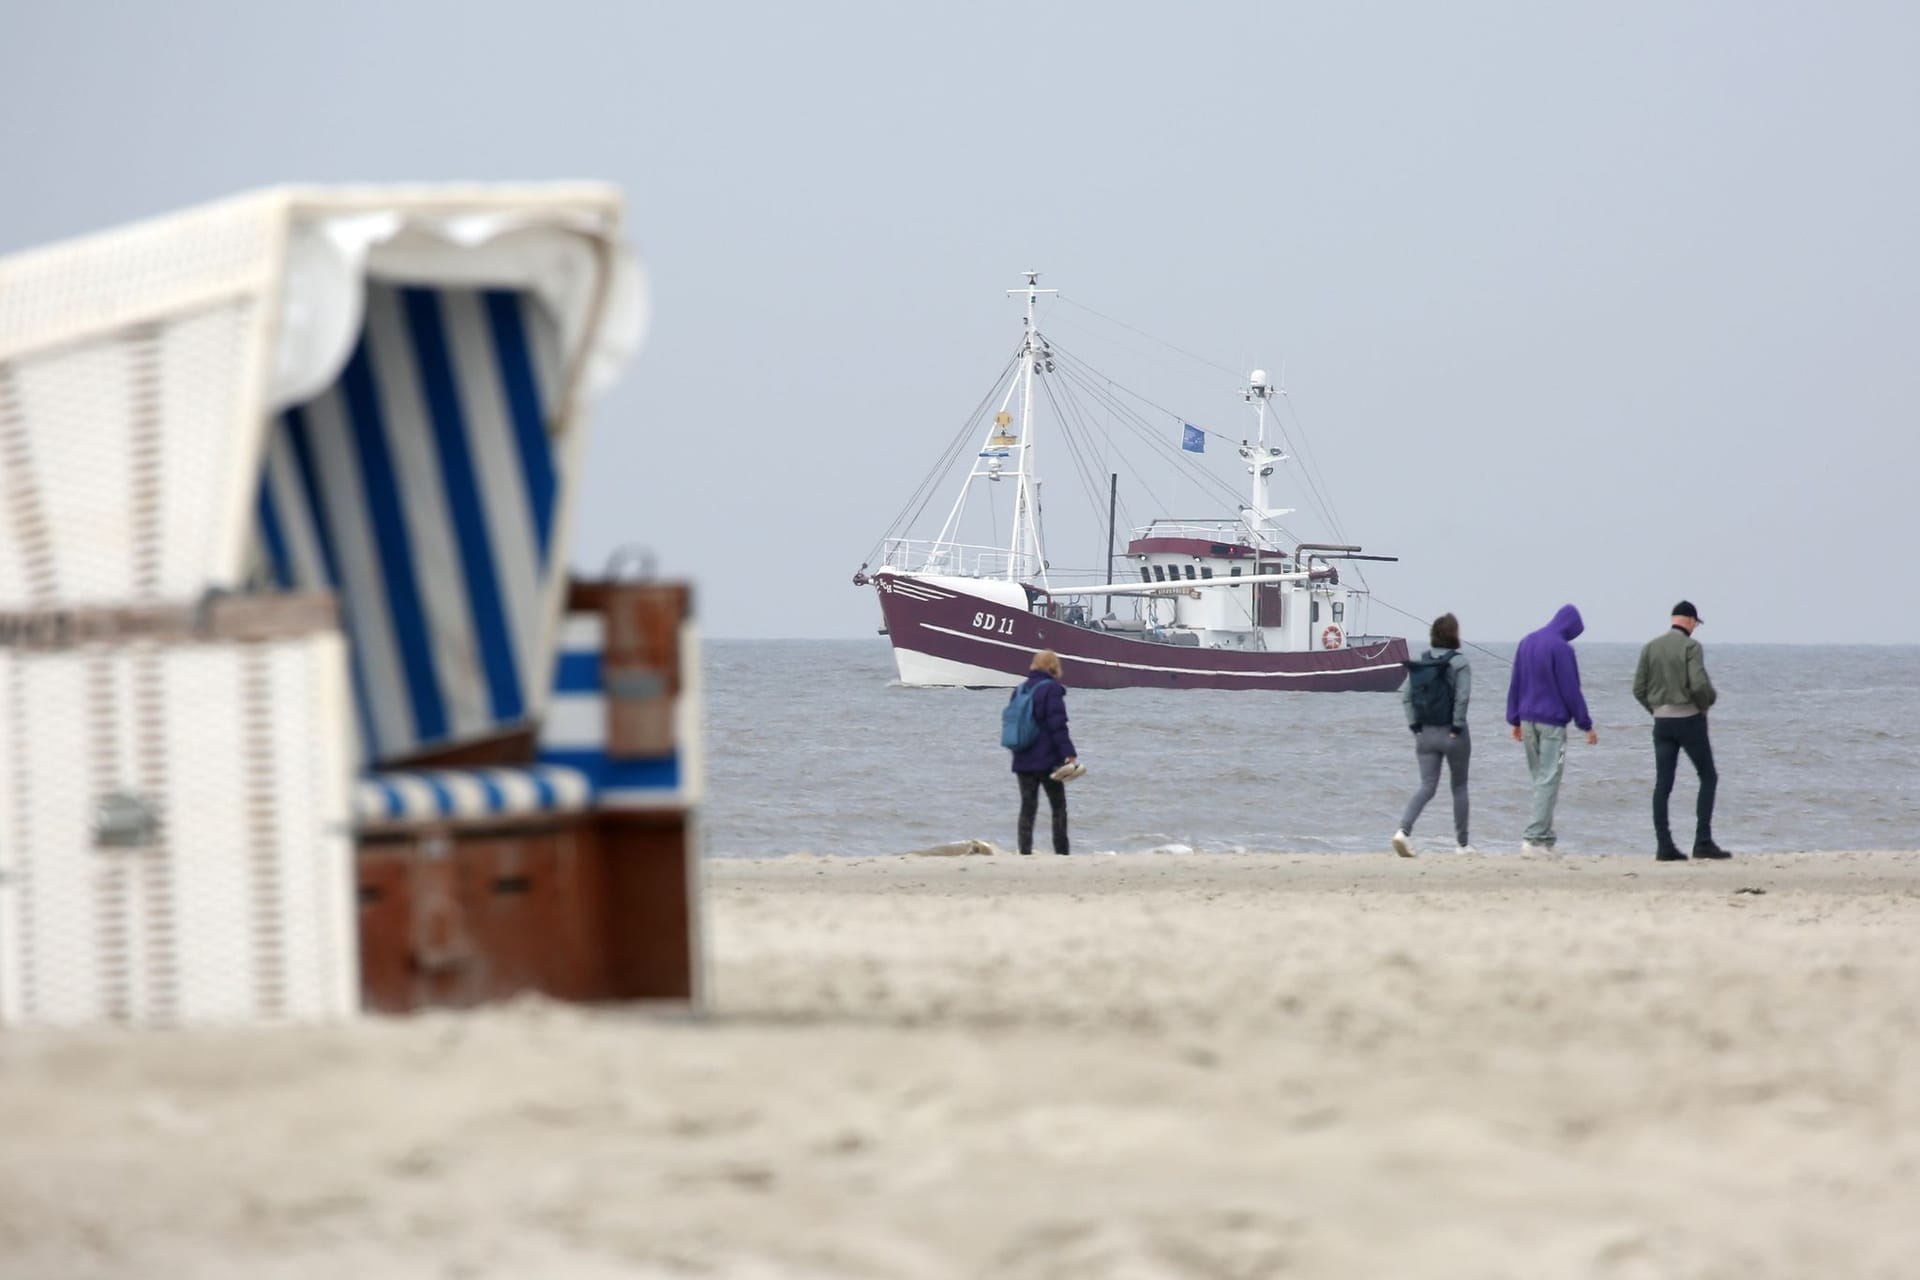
left=4, top=1, right=1916, bottom=643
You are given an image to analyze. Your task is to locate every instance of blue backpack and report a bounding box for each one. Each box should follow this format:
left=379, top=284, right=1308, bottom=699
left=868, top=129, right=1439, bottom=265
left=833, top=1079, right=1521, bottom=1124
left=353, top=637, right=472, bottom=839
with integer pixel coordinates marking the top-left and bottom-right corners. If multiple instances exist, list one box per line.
left=1001, top=683, right=1041, bottom=751
left=1404, top=653, right=1456, bottom=727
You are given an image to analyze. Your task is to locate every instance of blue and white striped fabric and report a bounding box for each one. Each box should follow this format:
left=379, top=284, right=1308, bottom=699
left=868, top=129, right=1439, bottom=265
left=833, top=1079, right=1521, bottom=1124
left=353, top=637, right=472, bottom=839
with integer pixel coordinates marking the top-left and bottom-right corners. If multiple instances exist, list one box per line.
left=354, top=764, right=591, bottom=826
left=537, top=610, right=683, bottom=801
left=255, top=283, right=566, bottom=766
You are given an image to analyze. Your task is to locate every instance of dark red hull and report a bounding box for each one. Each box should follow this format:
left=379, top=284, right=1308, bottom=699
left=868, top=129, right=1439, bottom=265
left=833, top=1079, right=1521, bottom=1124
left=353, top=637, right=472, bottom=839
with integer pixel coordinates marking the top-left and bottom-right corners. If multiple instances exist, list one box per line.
left=874, top=572, right=1407, bottom=691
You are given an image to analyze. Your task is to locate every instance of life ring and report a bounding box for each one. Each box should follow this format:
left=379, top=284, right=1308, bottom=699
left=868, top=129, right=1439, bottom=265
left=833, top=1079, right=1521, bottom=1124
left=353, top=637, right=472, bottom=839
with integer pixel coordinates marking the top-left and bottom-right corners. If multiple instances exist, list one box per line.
left=1321, top=624, right=1343, bottom=650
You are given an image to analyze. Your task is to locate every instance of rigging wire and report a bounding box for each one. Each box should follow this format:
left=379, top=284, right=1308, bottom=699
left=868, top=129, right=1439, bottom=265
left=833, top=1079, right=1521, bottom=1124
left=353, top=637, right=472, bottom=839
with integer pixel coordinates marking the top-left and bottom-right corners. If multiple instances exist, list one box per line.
left=1045, top=302, right=1378, bottom=586
left=1262, top=391, right=1357, bottom=582
left=860, top=343, right=1023, bottom=567
left=1368, top=593, right=1508, bottom=664
left=1048, top=347, right=1296, bottom=539
left=1057, top=294, right=1243, bottom=378
left=1048, top=361, right=1223, bottom=521
left=1275, top=394, right=1348, bottom=541
left=1035, top=371, right=1151, bottom=575
left=1048, top=339, right=1210, bottom=432
left=1036, top=360, right=1182, bottom=521
left=1045, top=312, right=1245, bottom=408
left=1043, top=361, right=1148, bottom=517
left=1273, top=390, right=1353, bottom=547
left=1048, top=294, right=1371, bottom=578
left=1037, top=374, right=1119, bottom=541
left=1066, top=379, right=1295, bottom=546
left=1073, top=394, right=1141, bottom=542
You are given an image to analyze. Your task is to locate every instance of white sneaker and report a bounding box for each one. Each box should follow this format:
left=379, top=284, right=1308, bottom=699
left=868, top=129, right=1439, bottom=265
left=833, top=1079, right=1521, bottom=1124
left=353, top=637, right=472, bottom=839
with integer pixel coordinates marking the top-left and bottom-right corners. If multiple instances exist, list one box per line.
left=1391, top=830, right=1414, bottom=858
left=1455, top=843, right=1478, bottom=855
left=1520, top=841, right=1559, bottom=858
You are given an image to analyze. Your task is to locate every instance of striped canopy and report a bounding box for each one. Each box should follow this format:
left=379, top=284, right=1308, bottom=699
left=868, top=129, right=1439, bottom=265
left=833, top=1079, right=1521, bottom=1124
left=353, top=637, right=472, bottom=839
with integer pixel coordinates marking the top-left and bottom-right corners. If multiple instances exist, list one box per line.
left=256, top=281, right=567, bottom=766
left=354, top=763, right=591, bottom=825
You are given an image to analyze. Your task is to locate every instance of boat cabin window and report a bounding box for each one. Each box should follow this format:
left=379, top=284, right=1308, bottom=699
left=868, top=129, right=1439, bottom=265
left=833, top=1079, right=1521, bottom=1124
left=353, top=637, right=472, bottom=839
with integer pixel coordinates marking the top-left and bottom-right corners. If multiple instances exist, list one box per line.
left=1152, top=565, right=1166, bottom=582
left=1139, top=567, right=1152, bottom=584
left=1229, top=566, right=1242, bottom=577
left=1333, top=602, right=1345, bottom=623
left=1200, top=567, right=1213, bottom=579
left=1183, top=565, right=1196, bottom=580
left=1312, top=601, right=1321, bottom=622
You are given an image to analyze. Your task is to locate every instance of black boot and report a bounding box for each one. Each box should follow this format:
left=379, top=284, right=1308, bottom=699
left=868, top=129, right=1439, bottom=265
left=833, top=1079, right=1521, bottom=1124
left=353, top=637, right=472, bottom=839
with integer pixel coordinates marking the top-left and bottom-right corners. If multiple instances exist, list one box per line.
left=1655, top=843, right=1688, bottom=861
left=1692, top=842, right=1731, bottom=860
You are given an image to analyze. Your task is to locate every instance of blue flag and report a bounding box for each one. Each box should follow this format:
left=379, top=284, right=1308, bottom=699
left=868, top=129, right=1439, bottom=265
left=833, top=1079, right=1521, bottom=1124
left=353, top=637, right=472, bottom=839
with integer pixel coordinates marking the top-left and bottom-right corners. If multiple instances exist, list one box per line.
left=1181, top=423, right=1205, bottom=453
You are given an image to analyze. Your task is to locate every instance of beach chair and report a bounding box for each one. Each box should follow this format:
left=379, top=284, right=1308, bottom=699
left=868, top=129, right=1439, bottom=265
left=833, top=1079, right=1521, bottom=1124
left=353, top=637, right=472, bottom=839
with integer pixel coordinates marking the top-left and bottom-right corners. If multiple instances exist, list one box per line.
left=0, top=186, right=699, bottom=1026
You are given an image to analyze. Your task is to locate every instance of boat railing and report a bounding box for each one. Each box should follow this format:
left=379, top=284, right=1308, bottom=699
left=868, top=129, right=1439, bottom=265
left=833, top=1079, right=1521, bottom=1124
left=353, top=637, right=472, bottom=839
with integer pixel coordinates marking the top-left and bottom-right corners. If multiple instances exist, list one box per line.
left=1132, top=518, right=1267, bottom=546
left=882, top=538, right=1040, bottom=581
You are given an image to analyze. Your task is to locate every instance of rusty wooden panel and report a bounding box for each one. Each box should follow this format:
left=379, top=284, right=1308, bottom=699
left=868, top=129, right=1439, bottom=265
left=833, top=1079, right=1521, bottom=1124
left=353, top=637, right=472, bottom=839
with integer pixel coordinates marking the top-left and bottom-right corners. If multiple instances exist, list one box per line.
left=541, top=824, right=614, bottom=1000
left=576, top=581, right=691, bottom=759
left=355, top=810, right=695, bottom=1013
left=451, top=830, right=546, bottom=1003
left=598, top=813, right=696, bottom=1001
left=409, top=836, right=482, bottom=1008
left=355, top=842, right=416, bottom=1015
left=383, top=725, right=537, bottom=770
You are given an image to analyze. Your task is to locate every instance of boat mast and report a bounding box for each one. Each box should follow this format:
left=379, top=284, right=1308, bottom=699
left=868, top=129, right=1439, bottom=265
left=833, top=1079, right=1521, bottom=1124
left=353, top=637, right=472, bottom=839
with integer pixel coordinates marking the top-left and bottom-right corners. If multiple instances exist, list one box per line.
left=1105, top=472, right=1118, bottom=585
left=1239, top=369, right=1286, bottom=552
left=1008, top=271, right=1056, bottom=583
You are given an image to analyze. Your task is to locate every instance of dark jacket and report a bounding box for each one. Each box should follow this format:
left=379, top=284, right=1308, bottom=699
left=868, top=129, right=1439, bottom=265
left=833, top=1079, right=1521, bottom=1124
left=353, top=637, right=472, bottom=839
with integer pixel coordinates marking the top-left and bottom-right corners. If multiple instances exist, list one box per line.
left=1505, top=604, right=1594, bottom=731
left=1633, top=627, right=1717, bottom=713
left=1009, top=671, right=1077, bottom=773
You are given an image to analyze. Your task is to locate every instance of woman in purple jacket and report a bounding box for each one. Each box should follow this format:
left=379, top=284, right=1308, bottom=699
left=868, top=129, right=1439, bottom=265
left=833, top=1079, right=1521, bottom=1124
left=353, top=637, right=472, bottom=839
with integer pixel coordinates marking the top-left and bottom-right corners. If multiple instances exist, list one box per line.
left=1009, top=649, right=1079, bottom=856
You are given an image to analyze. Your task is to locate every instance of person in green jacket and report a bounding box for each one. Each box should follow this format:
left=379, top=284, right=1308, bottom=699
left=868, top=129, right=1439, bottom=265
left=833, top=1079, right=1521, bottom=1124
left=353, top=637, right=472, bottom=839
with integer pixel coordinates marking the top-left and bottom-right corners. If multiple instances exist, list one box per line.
left=1632, top=601, right=1729, bottom=861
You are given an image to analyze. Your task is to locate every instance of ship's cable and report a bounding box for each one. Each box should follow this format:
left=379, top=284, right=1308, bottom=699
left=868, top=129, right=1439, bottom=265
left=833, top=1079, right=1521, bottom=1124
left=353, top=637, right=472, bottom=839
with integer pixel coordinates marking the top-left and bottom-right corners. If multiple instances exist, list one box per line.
left=1056, top=295, right=1364, bottom=575
left=1050, top=303, right=1375, bottom=589
left=860, top=344, right=1023, bottom=568
left=1039, top=362, right=1152, bottom=538
left=1049, top=348, right=1298, bottom=542
left=1056, top=295, right=1243, bottom=379
left=1369, top=594, right=1509, bottom=664
left=1038, top=374, right=1121, bottom=533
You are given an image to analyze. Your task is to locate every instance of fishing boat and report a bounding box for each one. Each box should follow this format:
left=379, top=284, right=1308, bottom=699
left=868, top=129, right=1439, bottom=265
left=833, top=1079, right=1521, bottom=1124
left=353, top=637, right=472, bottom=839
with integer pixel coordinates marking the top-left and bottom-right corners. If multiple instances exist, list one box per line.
left=854, top=274, right=1409, bottom=691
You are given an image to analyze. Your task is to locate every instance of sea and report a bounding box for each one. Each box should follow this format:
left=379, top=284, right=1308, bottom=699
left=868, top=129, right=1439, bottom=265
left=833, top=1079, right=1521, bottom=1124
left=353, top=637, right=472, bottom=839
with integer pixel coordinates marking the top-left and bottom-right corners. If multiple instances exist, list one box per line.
left=702, top=640, right=1920, bottom=858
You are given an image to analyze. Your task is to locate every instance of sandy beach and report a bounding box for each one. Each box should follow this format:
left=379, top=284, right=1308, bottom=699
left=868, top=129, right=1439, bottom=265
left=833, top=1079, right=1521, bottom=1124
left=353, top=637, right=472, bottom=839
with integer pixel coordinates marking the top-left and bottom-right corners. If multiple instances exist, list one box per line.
left=3, top=850, right=1918, bottom=1278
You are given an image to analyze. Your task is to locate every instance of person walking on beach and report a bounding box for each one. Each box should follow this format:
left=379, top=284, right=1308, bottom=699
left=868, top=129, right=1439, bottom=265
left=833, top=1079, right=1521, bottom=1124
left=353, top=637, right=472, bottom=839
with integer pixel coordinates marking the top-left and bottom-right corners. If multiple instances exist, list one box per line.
left=1633, top=601, right=1728, bottom=861
left=1006, top=649, right=1079, bottom=856
left=1506, top=604, right=1597, bottom=853
left=1392, top=613, right=1475, bottom=856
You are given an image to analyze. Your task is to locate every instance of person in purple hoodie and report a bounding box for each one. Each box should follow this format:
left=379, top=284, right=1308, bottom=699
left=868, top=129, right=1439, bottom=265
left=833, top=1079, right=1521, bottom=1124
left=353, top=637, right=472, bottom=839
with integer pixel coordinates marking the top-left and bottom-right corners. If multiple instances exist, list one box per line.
left=1505, top=604, right=1598, bottom=852
left=1009, top=649, right=1079, bottom=856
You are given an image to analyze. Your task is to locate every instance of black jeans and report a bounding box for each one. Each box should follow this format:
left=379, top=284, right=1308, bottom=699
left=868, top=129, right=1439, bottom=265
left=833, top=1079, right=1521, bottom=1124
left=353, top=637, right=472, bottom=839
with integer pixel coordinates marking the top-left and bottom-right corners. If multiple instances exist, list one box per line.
left=1652, top=715, right=1717, bottom=849
left=1016, top=770, right=1069, bottom=855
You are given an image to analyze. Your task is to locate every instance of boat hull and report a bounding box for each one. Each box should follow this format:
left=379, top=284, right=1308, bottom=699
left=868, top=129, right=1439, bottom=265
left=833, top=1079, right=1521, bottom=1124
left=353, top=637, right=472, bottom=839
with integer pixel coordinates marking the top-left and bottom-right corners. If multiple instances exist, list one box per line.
left=874, top=573, right=1408, bottom=691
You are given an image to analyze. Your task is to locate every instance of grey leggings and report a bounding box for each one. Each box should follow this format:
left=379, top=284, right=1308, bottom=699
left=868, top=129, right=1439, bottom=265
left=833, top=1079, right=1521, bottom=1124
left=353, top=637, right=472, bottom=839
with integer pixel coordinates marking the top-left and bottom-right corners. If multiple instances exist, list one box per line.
left=1400, top=726, right=1470, bottom=844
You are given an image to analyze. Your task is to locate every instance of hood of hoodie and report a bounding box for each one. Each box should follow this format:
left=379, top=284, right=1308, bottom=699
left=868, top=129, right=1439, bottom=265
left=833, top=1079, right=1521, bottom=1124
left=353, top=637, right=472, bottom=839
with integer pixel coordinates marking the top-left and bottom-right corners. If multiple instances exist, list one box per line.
left=1549, top=604, right=1584, bottom=642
